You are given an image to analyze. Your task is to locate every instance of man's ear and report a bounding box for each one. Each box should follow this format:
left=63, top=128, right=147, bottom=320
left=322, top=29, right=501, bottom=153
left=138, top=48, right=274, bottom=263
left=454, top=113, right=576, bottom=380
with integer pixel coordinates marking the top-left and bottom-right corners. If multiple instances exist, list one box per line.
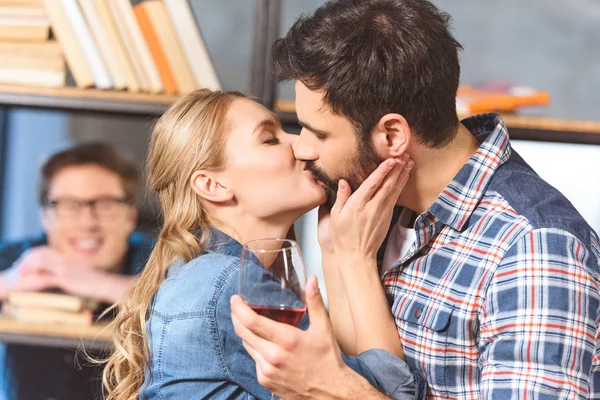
left=371, top=113, right=411, bottom=158
left=190, top=170, right=233, bottom=203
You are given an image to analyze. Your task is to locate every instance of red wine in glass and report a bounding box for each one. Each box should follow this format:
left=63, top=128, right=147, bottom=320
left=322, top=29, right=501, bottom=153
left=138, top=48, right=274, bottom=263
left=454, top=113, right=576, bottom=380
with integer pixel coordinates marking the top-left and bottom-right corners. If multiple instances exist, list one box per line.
left=249, top=305, right=306, bottom=327
left=239, top=238, right=308, bottom=400
left=239, top=238, right=307, bottom=327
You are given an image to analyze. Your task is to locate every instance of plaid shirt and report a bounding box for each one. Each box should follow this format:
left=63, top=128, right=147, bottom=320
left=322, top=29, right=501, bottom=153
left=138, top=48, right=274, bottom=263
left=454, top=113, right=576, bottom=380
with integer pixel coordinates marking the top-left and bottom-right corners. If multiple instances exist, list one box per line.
left=382, top=113, right=600, bottom=399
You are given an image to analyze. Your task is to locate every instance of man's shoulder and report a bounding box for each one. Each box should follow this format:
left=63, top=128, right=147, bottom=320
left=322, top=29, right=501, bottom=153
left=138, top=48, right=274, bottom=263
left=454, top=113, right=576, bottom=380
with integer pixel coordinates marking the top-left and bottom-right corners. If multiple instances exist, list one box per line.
left=0, top=235, right=47, bottom=269
left=486, top=151, right=592, bottom=246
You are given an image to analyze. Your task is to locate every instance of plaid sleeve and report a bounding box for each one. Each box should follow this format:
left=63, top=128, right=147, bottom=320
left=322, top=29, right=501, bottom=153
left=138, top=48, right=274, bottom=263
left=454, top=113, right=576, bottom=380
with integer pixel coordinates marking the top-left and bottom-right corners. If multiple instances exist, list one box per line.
left=479, top=228, right=600, bottom=399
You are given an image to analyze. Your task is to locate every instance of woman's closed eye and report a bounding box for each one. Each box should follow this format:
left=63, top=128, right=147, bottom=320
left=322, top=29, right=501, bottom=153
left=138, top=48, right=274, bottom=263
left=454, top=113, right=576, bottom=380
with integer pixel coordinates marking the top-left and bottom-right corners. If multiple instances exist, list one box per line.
left=263, top=137, right=280, bottom=145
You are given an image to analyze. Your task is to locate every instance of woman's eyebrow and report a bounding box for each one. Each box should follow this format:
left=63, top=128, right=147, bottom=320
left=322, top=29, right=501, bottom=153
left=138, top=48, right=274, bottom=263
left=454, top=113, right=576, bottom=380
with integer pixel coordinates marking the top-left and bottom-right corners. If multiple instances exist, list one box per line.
left=252, top=119, right=278, bottom=136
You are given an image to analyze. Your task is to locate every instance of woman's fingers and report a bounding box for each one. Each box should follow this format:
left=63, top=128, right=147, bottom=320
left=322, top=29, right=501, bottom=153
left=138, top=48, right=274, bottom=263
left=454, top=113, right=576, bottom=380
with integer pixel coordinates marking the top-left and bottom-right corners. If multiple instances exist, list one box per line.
left=371, top=157, right=413, bottom=209
left=342, top=158, right=398, bottom=210
left=330, top=179, right=351, bottom=218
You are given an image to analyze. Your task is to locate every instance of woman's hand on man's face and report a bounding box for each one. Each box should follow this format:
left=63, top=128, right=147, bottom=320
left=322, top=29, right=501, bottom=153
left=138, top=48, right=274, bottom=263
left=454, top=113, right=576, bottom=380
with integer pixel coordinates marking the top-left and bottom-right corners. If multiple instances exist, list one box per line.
left=329, top=155, right=413, bottom=264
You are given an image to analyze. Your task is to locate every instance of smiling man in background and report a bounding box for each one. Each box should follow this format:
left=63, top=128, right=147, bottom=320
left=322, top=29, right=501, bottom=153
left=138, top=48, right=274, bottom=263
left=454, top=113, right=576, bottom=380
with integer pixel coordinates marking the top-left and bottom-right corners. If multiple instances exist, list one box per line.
left=0, top=142, right=154, bottom=400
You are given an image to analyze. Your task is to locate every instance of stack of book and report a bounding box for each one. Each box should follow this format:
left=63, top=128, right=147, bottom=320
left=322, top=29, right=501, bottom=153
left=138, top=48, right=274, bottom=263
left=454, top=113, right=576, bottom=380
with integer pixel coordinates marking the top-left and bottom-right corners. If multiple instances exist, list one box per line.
left=0, top=0, right=66, bottom=88
left=1, top=0, right=221, bottom=94
left=456, top=82, right=550, bottom=115
left=3, top=291, right=98, bottom=326
left=275, top=82, right=551, bottom=117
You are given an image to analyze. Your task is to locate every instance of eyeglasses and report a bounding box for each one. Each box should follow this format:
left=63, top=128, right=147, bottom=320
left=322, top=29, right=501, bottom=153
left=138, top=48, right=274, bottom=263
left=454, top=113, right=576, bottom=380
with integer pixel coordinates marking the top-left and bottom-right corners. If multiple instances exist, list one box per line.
left=44, top=197, right=132, bottom=219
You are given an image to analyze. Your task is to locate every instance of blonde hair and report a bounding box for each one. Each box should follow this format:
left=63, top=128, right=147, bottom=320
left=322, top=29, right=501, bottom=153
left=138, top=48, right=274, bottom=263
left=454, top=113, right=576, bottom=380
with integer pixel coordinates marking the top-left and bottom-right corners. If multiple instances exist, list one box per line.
left=102, top=89, right=246, bottom=400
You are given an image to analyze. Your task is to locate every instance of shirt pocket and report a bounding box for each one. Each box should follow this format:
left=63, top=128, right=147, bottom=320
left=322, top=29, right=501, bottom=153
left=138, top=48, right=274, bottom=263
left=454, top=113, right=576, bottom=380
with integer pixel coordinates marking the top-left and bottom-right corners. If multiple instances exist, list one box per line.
left=392, top=295, right=454, bottom=397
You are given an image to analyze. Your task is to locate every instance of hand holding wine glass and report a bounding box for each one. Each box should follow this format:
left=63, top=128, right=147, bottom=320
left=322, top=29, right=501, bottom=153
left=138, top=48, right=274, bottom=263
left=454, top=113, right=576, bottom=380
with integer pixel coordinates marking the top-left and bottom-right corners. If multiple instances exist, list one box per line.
left=238, top=238, right=308, bottom=399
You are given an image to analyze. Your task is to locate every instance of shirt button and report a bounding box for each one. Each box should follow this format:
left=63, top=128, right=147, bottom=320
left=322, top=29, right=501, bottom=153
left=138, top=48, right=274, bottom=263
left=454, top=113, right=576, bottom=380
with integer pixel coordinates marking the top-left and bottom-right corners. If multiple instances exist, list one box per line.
left=414, top=308, right=423, bottom=319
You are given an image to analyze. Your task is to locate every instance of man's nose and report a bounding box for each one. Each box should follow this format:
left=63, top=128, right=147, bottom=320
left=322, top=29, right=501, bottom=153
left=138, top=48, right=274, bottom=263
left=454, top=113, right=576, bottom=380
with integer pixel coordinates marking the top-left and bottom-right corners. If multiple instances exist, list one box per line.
left=292, top=130, right=318, bottom=161
left=77, top=205, right=100, bottom=228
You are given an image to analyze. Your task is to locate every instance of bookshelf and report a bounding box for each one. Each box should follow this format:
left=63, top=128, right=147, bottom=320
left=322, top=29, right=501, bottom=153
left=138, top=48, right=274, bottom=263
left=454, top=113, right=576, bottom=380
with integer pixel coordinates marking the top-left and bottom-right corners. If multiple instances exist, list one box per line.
left=0, top=0, right=273, bottom=116
left=0, top=84, right=177, bottom=116
left=275, top=107, right=600, bottom=146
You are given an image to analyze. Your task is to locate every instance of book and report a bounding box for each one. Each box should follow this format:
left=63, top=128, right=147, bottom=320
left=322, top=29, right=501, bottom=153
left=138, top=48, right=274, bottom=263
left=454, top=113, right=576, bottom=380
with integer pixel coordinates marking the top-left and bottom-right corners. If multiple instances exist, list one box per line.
left=165, top=0, right=221, bottom=91
left=275, top=83, right=551, bottom=116
left=0, top=40, right=62, bottom=57
left=90, top=0, right=140, bottom=92
left=107, top=0, right=162, bottom=93
left=43, top=0, right=94, bottom=87
left=133, top=3, right=177, bottom=95
left=7, top=291, right=94, bottom=312
left=0, top=53, right=64, bottom=70
left=107, top=0, right=149, bottom=91
left=78, top=0, right=127, bottom=90
left=4, top=305, right=93, bottom=326
left=142, top=0, right=195, bottom=94
left=60, top=0, right=113, bottom=89
left=456, top=82, right=551, bottom=115
left=0, top=16, right=49, bottom=41
left=0, top=67, right=65, bottom=87
left=0, top=5, right=46, bottom=19
left=0, top=0, right=43, bottom=5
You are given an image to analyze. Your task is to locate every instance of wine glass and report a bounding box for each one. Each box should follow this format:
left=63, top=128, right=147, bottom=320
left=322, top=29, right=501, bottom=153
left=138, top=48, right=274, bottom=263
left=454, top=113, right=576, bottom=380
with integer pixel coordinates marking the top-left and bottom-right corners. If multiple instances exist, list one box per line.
left=239, top=238, right=307, bottom=399
left=239, top=238, right=307, bottom=327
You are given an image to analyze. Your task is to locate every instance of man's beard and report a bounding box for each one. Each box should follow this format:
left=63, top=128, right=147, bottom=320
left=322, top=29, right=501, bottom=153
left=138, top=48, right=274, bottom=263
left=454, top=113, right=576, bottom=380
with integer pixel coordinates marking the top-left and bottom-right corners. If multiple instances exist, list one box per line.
left=305, top=140, right=385, bottom=210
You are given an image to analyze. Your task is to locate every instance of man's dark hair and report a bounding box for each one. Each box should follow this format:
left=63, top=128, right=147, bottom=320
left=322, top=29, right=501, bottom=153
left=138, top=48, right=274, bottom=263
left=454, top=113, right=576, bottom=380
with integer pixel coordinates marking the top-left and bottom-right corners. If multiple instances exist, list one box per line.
left=273, top=0, right=463, bottom=148
left=39, top=142, right=140, bottom=205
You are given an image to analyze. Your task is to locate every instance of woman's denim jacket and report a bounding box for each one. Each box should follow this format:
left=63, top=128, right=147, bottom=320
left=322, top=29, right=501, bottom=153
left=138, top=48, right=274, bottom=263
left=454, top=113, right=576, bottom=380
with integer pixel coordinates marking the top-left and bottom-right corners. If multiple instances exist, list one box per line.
left=141, top=229, right=424, bottom=399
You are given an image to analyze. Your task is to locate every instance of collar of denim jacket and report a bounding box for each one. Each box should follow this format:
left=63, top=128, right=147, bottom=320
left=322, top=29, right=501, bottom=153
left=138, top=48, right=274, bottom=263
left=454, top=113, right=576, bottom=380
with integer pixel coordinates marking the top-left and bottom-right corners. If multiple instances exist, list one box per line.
left=206, top=226, right=244, bottom=258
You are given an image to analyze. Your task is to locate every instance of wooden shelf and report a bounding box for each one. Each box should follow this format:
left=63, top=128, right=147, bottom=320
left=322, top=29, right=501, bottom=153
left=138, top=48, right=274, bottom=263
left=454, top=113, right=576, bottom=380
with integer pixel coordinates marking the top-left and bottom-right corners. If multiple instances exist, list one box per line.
left=0, top=84, right=179, bottom=116
left=2, top=86, right=600, bottom=143
left=0, top=314, right=112, bottom=351
left=275, top=101, right=600, bottom=145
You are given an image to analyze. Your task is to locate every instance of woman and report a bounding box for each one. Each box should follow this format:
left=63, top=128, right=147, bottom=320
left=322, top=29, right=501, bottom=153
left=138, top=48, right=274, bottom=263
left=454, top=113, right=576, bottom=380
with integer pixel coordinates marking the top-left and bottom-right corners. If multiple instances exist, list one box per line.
left=102, top=90, right=414, bottom=399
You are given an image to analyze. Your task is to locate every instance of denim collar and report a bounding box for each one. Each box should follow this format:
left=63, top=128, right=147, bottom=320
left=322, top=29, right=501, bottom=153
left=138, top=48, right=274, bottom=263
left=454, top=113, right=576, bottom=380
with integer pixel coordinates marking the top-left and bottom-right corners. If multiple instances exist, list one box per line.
left=206, top=227, right=244, bottom=257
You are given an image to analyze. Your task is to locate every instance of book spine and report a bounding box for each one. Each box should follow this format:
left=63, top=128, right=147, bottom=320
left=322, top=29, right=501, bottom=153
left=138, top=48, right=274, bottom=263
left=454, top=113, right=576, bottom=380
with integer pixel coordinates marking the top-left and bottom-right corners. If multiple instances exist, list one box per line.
left=60, top=0, right=112, bottom=89
left=43, top=0, right=95, bottom=87
left=78, top=0, right=127, bottom=90
left=0, top=68, right=65, bottom=87
left=164, top=0, right=221, bottom=91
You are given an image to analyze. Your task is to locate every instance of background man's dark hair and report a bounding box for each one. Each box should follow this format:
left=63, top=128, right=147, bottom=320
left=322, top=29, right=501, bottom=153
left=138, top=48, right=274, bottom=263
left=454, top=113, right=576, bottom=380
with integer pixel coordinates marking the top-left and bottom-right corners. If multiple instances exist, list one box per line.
left=273, top=0, right=463, bottom=148
left=39, top=142, right=140, bottom=205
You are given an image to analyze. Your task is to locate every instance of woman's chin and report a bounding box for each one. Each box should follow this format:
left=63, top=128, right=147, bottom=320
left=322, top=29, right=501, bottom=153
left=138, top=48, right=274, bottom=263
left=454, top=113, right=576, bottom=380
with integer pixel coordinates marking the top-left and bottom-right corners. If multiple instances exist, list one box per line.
left=291, top=194, right=327, bottom=216
left=308, top=186, right=327, bottom=207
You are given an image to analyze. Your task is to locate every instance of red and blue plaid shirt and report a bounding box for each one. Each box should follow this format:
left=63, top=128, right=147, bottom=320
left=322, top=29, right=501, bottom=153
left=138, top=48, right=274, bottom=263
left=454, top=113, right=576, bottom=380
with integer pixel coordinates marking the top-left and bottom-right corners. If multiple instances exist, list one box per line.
left=382, top=113, right=600, bottom=399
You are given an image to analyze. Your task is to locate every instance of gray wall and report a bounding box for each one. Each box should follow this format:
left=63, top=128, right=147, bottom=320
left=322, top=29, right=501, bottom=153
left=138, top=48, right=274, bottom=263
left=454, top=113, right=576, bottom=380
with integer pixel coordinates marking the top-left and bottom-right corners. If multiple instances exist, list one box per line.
left=436, top=0, right=600, bottom=121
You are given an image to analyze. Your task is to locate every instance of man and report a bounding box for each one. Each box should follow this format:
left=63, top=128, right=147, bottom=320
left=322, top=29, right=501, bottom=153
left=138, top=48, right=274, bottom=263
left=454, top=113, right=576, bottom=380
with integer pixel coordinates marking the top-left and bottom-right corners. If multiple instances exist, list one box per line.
left=0, top=142, right=154, bottom=400
left=231, top=0, right=600, bottom=398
